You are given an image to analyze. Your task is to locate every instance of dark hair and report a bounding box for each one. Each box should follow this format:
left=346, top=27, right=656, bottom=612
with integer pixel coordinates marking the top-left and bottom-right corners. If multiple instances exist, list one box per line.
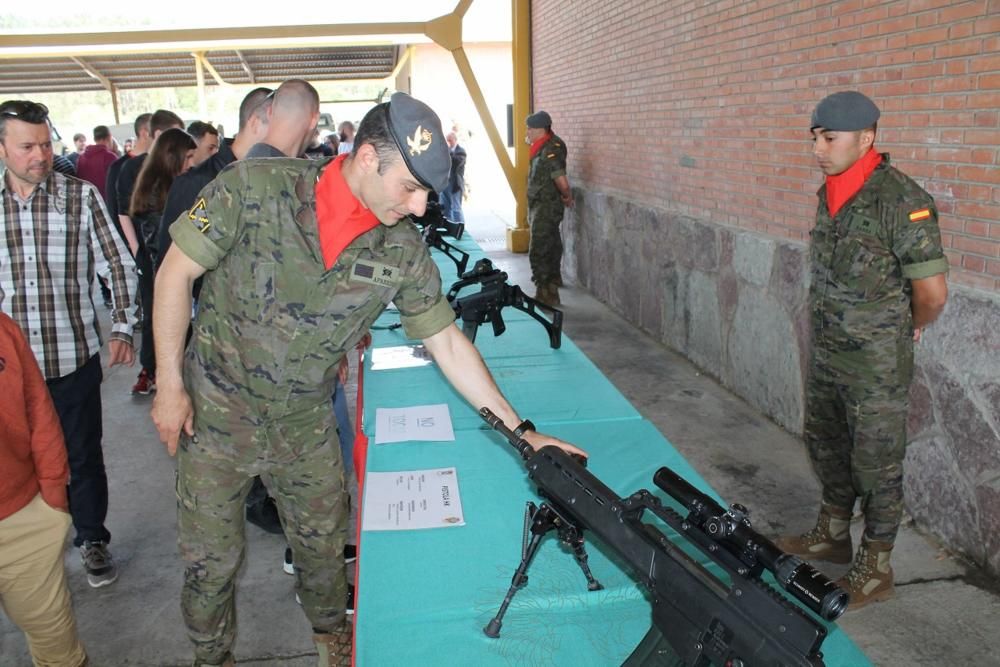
left=187, top=121, right=219, bottom=140
left=93, top=125, right=111, bottom=142
left=351, top=103, right=399, bottom=175
left=130, top=128, right=196, bottom=216
left=238, top=87, right=273, bottom=131
left=150, top=109, right=184, bottom=136
left=73, top=132, right=86, bottom=142
left=0, top=100, right=49, bottom=141
left=133, top=113, right=152, bottom=137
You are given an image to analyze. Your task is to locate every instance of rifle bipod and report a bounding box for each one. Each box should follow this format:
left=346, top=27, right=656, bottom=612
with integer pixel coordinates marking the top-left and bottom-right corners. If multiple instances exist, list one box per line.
left=484, top=500, right=604, bottom=638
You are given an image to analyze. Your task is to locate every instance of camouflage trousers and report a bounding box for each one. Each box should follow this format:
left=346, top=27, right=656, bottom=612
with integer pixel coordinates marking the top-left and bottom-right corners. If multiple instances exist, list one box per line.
left=528, top=199, right=565, bottom=287
left=803, top=351, right=910, bottom=545
left=176, top=401, right=348, bottom=664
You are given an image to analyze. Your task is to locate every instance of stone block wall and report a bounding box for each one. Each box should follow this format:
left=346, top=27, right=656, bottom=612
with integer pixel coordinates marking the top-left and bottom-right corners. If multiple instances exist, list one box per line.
left=564, top=189, right=1000, bottom=576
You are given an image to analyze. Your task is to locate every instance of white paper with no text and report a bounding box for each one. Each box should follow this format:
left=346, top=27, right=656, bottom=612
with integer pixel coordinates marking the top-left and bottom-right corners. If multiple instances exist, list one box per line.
left=362, top=467, right=466, bottom=531
left=374, top=403, right=455, bottom=444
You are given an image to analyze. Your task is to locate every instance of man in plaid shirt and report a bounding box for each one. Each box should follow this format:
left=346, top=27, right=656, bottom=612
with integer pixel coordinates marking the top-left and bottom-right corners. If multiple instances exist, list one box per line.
left=0, top=99, right=137, bottom=588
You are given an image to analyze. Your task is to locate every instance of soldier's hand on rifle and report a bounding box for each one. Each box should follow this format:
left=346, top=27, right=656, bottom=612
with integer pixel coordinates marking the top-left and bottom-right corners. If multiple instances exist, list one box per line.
left=520, top=429, right=588, bottom=459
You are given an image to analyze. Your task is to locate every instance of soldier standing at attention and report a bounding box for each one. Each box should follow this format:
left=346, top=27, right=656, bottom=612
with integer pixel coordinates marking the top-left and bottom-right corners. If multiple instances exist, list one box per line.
left=151, top=92, right=586, bottom=667
left=774, top=91, right=949, bottom=610
left=525, top=110, right=574, bottom=307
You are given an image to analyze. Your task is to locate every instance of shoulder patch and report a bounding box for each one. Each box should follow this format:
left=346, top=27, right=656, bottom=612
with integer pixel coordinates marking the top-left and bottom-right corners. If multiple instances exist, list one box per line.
left=188, top=197, right=211, bottom=233
left=546, top=153, right=556, bottom=159
left=908, top=208, right=931, bottom=222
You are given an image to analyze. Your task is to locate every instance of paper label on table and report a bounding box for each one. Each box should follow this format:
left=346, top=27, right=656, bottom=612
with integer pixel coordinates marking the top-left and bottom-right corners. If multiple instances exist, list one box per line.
left=362, top=467, right=466, bottom=531
left=370, top=344, right=433, bottom=370
left=374, top=404, right=455, bottom=444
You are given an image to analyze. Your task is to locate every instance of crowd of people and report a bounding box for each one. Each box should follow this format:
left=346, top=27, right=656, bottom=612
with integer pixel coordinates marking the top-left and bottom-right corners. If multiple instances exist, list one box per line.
left=0, top=82, right=948, bottom=667
left=0, top=81, right=516, bottom=667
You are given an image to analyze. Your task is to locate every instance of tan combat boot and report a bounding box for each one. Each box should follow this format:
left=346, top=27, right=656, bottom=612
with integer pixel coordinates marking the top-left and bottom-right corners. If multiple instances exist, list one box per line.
left=836, top=539, right=895, bottom=611
left=314, top=622, right=353, bottom=667
left=772, top=505, right=852, bottom=564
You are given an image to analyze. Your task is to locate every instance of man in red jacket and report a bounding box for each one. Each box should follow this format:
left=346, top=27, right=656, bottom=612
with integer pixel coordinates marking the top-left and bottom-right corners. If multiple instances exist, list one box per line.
left=75, top=125, right=119, bottom=201
left=0, top=313, right=88, bottom=666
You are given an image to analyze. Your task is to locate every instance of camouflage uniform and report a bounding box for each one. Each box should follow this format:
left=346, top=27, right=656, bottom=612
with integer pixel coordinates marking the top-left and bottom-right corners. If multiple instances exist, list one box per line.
left=168, top=156, right=456, bottom=665
left=527, top=134, right=568, bottom=288
left=806, top=154, right=948, bottom=545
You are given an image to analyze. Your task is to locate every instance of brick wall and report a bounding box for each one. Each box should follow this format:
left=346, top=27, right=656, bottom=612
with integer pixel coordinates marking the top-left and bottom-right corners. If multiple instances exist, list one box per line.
left=532, top=0, right=1000, bottom=292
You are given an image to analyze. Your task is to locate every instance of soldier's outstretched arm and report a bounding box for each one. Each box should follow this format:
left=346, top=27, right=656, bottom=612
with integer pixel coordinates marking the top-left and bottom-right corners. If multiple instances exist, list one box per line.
left=151, top=245, right=207, bottom=456
left=421, top=323, right=587, bottom=458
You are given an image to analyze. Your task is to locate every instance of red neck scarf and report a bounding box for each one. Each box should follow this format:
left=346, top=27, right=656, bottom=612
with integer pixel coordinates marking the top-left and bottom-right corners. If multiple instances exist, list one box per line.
left=825, top=148, right=882, bottom=217
left=529, top=132, right=553, bottom=159
left=315, top=154, right=380, bottom=269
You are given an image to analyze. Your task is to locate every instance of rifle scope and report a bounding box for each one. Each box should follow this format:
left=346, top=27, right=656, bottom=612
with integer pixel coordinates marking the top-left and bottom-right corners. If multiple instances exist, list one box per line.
left=653, top=466, right=848, bottom=622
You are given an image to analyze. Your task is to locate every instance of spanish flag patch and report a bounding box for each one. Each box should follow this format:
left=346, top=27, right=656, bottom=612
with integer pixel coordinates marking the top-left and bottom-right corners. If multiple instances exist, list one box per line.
left=908, top=208, right=931, bottom=222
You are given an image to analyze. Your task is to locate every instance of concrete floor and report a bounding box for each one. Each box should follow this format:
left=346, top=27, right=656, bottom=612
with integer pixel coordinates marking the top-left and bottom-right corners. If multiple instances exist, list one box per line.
left=3, top=203, right=999, bottom=666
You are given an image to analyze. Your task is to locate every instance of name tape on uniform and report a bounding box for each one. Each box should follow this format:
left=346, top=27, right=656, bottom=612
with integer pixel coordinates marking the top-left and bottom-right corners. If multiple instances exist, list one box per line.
left=351, top=260, right=403, bottom=288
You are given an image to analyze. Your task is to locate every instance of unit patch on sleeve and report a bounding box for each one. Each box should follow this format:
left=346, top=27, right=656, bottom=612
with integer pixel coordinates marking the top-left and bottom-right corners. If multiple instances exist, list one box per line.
left=908, top=208, right=931, bottom=223
left=350, top=260, right=404, bottom=287
left=188, top=197, right=211, bottom=233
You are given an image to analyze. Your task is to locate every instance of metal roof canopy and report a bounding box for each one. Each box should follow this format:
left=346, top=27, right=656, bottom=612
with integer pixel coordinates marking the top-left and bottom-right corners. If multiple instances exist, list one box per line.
left=0, top=46, right=402, bottom=94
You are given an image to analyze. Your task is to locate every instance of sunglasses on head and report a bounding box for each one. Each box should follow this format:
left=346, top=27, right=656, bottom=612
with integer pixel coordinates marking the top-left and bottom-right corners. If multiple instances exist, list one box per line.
left=0, top=101, right=50, bottom=123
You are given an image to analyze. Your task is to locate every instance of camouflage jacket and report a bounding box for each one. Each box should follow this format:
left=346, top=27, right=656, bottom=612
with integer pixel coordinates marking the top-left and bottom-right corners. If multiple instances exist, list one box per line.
left=809, top=155, right=948, bottom=366
left=527, top=134, right=568, bottom=207
left=169, top=157, right=455, bottom=426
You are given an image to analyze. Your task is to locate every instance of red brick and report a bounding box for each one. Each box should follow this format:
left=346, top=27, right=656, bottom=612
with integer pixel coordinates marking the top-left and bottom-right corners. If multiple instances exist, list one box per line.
left=969, top=52, right=1000, bottom=72
left=531, top=0, right=1000, bottom=271
left=952, top=235, right=999, bottom=256
left=934, top=40, right=983, bottom=59
left=939, top=1, right=989, bottom=22
left=906, top=27, right=950, bottom=46
left=956, top=201, right=1000, bottom=223
left=963, top=255, right=987, bottom=273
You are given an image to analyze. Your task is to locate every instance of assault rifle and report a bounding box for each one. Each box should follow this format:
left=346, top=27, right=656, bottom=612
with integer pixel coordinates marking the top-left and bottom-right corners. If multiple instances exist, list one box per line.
left=421, top=223, right=469, bottom=277
left=479, top=407, right=848, bottom=667
left=413, top=198, right=466, bottom=240
left=446, top=259, right=563, bottom=349
left=413, top=199, right=468, bottom=276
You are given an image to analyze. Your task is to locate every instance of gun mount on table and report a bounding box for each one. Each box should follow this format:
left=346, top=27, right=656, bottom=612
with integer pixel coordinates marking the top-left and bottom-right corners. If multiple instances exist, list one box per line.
left=446, top=259, right=563, bottom=349
left=478, top=407, right=848, bottom=667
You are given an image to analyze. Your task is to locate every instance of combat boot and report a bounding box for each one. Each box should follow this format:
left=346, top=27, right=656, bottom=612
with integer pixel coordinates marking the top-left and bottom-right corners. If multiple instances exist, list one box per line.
left=772, top=505, right=852, bottom=564
left=314, top=622, right=353, bottom=667
left=836, top=539, right=894, bottom=611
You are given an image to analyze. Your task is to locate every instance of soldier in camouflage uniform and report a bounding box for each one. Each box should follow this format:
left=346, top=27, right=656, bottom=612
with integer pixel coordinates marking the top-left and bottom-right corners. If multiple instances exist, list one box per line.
left=525, top=110, right=574, bottom=307
left=151, top=93, right=586, bottom=667
left=775, top=92, right=949, bottom=611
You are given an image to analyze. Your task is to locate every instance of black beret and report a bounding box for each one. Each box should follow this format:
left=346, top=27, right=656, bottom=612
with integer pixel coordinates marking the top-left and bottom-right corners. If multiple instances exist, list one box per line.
left=526, top=110, right=552, bottom=129
left=386, top=92, right=449, bottom=192
left=810, top=91, right=881, bottom=131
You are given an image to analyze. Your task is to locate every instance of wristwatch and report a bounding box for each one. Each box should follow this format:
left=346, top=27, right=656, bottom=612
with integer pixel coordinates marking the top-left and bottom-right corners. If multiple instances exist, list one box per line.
left=513, top=419, right=535, bottom=438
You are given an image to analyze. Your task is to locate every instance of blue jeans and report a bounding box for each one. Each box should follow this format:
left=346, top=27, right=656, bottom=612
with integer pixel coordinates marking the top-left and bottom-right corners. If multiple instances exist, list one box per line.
left=438, top=190, right=464, bottom=223
left=332, top=379, right=354, bottom=477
